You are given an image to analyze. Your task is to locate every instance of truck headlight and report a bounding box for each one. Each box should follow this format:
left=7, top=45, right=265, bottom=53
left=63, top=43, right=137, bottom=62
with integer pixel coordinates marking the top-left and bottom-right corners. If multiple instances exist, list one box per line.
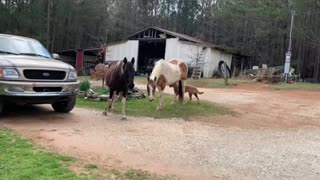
left=0, top=69, right=20, bottom=79
left=68, top=70, right=77, bottom=80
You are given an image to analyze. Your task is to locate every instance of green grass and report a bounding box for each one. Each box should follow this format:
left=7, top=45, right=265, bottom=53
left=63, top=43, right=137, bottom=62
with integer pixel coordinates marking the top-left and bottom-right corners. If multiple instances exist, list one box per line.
left=134, top=76, right=254, bottom=89
left=76, top=94, right=231, bottom=120
left=272, top=82, right=320, bottom=91
left=0, top=129, right=86, bottom=180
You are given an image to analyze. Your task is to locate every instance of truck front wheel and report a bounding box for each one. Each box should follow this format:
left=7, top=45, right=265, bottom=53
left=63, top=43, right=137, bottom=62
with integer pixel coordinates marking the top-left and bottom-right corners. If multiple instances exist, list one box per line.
left=52, top=96, right=76, bottom=113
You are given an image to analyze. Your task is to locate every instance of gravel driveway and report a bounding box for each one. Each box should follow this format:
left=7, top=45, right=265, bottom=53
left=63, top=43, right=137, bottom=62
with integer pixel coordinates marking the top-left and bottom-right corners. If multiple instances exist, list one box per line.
left=1, top=85, right=320, bottom=179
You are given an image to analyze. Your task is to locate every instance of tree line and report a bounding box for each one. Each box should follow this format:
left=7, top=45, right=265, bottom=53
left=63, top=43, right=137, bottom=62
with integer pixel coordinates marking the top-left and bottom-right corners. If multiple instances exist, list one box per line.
left=0, top=0, right=319, bottom=80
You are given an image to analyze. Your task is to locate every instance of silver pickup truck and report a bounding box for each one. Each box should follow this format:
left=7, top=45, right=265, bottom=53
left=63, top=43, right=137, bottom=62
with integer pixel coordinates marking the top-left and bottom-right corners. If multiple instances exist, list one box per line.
left=0, top=34, right=79, bottom=114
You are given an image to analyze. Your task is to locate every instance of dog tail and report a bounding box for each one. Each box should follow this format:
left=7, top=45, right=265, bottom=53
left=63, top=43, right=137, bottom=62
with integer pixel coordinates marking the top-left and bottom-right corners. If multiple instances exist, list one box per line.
left=198, top=91, right=204, bottom=95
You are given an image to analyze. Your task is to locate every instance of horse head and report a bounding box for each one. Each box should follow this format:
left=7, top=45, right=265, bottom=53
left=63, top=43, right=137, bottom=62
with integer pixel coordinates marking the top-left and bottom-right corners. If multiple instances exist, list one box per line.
left=147, top=75, right=157, bottom=102
left=123, top=57, right=135, bottom=90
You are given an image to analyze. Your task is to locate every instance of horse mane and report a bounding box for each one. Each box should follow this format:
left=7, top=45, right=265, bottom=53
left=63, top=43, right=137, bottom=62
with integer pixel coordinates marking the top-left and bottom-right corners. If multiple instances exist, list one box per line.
left=105, top=61, right=124, bottom=85
left=110, top=61, right=123, bottom=72
left=150, top=59, right=165, bottom=81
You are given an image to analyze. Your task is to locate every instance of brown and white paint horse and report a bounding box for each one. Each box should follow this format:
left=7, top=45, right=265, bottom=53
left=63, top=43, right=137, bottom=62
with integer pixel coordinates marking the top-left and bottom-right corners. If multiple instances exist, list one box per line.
left=103, top=57, right=135, bottom=120
left=147, top=58, right=188, bottom=111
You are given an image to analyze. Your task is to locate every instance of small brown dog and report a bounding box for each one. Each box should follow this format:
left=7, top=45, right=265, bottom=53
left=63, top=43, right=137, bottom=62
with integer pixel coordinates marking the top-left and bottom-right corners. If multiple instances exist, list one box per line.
left=170, top=84, right=204, bottom=104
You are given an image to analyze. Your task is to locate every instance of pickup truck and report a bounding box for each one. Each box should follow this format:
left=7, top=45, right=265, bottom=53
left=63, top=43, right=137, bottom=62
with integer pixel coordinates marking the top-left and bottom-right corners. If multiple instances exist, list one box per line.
left=0, top=34, right=79, bottom=114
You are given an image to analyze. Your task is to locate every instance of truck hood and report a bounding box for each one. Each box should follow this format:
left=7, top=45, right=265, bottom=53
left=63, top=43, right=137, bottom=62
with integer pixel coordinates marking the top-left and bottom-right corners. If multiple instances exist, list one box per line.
left=0, top=55, right=74, bottom=70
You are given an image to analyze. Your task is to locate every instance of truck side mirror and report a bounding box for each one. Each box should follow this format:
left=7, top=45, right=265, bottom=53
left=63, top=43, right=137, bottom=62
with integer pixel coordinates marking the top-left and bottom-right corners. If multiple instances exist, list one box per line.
left=52, top=53, right=60, bottom=60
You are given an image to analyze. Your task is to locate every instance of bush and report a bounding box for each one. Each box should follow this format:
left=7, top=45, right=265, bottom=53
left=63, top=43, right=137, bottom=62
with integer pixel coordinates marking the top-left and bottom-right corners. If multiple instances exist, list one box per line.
left=80, top=80, right=91, bottom=91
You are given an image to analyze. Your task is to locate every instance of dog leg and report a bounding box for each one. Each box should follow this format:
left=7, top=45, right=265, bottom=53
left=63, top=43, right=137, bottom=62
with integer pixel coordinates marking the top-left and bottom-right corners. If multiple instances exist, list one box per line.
left=188, top=92, right=192, bottom=103
left=194, top=93, right=200, bottom=104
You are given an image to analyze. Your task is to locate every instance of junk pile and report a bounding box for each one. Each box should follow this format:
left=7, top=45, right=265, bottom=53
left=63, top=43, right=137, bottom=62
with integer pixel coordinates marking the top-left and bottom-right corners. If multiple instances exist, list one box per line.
left=79, top=87, right=146, bottom=101
left=240, top=65, right=283, bottom=83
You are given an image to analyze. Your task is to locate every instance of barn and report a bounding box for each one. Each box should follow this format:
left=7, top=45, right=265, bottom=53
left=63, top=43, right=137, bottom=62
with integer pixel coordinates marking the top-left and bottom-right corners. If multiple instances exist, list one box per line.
left=105, top=26, right=243, bottom=78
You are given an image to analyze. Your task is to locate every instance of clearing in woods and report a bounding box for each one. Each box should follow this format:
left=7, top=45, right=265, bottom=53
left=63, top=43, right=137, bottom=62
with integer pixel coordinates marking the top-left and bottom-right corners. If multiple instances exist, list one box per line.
left=1, top=81, right=320, bottom=179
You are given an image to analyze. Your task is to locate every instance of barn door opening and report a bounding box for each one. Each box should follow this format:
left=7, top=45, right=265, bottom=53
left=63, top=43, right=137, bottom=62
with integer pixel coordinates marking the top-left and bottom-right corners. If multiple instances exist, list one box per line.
left=137, top=40, right=166, bottom=75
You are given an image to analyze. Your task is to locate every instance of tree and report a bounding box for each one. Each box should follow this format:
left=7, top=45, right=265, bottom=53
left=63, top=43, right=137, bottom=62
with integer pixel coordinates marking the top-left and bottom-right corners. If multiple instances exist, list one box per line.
left=1, top=0, right=320, bottom=81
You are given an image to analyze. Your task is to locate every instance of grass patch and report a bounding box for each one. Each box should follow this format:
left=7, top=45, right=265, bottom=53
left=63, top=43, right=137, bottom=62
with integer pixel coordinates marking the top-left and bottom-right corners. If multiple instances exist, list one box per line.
left=105, top=169, right=174, bottom=180
left=78, top=76, right=91, bottom=81
left=76, top=94, right=231, bottom=119
left=134, top=76, right=148, bottom=85
left=124, top=169, right=151, bottom=180
left=0, top=129, right=172, bottom=180
left=0, top=129, right=86, bottom=180
left=187, top=78, right=254, bottom=88
left=85, top=164, right=98, bottom=170
left=134, top=76, right=254, bottom=89
left=272, top=82, right=320, bottom=91
left=93, top=87, right=109, bottom=94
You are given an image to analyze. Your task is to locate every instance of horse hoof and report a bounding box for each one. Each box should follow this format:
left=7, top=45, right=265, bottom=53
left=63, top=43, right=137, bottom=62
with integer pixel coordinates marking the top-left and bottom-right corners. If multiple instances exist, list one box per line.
left=121, top=116, right=127, bottom=121
left=102, top=111, right=107, bottom=116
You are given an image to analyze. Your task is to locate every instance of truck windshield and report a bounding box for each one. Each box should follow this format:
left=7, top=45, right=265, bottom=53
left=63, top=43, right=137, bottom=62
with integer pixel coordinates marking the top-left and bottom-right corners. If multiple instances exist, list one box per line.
left=0, top=36, right=51, bottom=59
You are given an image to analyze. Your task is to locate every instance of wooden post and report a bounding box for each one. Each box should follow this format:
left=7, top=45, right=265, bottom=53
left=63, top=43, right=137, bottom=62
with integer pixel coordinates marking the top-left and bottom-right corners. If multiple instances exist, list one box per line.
left=223, top=62, right=229, bottom=85
left=76, top=49, right=84, bottom=73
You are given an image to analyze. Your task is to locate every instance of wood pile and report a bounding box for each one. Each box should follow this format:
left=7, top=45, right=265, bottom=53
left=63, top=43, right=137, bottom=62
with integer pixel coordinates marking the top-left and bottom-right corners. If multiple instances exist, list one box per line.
left=240, top=66, right=284, bottom=83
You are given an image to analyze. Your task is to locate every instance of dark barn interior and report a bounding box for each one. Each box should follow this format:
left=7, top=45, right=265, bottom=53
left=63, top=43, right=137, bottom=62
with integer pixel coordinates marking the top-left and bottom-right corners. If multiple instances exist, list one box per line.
left=128, top=27, right=178, bottom=75
left=137, top=40, right=166, bottom=74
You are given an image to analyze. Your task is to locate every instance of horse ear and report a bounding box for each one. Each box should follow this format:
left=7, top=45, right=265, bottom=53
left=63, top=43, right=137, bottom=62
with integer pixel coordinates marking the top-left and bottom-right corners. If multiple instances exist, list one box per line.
left=131, top=57, right=135, bottom=65
left=123, top=57, right=128, bottom=64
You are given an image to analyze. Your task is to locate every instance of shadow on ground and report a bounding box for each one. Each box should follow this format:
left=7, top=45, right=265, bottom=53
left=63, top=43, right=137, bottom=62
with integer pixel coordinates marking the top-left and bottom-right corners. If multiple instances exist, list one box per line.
left=0, top=104, right=74, bottom=123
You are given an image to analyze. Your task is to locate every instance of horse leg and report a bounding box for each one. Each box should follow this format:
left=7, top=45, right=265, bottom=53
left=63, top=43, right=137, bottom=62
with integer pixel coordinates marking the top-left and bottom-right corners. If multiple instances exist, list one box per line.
left=118, top=92, right=123, bottom=101
left=110, top=91, right=118, bottom=112
left=121, top=95, right=127, bottom=120
left=171, top=83, right=178, bottom=104
left=178, top=80, right=185, bottom=104
left=172, top=90, right=177, bottom=105
left=157, top=88, right=164, bottom=111
left=103, top=89, right=114, bottom=116
left=182, top=80, right=186, bottom=103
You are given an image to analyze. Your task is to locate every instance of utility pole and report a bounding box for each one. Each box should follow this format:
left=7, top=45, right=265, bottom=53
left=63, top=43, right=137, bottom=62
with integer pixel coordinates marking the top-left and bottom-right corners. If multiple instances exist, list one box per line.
left=46, top=0, right=51, bottom=49
left=284, top=11, right=295, bottom=82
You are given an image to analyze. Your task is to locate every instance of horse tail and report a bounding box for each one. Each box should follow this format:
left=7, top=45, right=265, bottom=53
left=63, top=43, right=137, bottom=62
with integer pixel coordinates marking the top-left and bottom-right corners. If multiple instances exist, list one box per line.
left=178, top=80, right=184, bottom=103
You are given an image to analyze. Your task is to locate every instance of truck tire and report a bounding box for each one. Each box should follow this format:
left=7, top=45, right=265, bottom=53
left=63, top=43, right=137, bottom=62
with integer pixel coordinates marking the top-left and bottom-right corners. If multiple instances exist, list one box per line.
left=52, top=96, right=76, bottom=113
left=0, top=99, right=4, bottom=115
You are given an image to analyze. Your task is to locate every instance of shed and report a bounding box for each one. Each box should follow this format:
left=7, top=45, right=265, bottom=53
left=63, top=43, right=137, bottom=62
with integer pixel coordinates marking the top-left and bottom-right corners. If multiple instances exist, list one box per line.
left=105, top=26, right=241, bottom=78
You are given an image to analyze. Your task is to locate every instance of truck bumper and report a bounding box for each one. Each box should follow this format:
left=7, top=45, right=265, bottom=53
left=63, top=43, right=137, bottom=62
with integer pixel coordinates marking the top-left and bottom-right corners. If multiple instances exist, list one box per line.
left=0, top=80, right=79, bottom=97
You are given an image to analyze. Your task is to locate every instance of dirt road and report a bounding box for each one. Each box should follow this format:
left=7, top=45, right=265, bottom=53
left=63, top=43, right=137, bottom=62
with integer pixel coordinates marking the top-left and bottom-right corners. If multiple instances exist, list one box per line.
left=1, top=84, right=320, bottom=179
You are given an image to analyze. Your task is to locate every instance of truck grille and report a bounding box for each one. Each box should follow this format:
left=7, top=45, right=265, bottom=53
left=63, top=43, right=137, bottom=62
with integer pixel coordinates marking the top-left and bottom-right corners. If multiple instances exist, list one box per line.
left=24, top=70, right=66, bottom=80
left=33, top=87, right=63, bottom=92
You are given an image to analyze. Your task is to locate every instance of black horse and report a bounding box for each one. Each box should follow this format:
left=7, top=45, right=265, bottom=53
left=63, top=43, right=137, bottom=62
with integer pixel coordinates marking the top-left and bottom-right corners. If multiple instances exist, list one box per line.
left=103, top=57, right=135, bottom=120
